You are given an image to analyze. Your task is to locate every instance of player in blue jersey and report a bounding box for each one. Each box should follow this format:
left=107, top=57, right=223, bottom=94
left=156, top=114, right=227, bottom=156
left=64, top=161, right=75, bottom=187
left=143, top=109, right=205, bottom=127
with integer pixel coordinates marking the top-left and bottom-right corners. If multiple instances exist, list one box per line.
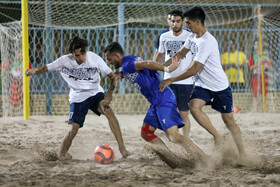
left=104, top=42, right=208, bottom=166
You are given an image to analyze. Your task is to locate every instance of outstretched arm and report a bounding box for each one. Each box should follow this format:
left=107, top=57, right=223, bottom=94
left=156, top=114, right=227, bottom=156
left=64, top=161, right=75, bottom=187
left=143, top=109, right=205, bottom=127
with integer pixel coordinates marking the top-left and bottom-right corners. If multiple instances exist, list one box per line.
left=159, top=61, right=202, bottom=92
left=134, top=56, right=181, bottom=72
left=25, top=65, right=48, bottom=76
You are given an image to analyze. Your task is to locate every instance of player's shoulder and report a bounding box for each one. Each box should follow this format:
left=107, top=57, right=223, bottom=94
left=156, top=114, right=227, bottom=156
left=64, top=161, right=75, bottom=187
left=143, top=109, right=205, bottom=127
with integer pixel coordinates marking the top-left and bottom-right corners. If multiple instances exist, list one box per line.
left=159, top=28, right=169, bottom=35
left=182, top=29, right=191, bottom=37
left=160, top=30, right=173, bottom=38
left=59, top=53, right=74, bottom=61
left=186, top=32, right=196, bottom=40
left=183, top=28, right=191, bottom=32
left=203, top=31, right=216, bottom=40
left=86, top=51, right=99, bottom=57
left=87, top=51, right=104, bottom=61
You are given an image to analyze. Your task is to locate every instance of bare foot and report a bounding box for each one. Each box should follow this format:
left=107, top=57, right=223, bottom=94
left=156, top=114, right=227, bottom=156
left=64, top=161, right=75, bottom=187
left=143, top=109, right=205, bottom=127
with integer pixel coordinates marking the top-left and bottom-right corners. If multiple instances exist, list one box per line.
left=38, top=150, right=59, bottom=161
left=119, top=147, right=131, bottom=158
left=58, top=152, right=73, bottom=160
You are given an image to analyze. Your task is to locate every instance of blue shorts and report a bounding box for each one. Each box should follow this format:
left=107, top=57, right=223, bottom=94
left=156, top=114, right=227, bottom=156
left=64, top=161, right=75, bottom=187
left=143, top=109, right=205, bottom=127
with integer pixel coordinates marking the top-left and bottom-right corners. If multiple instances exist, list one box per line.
left=190, top=86, right=233, bottom=113
left=68, top=92, right=104, bottom=128
left=143, top=102, right=184, bottom=131
left=169, top=84, right=193, bottom=111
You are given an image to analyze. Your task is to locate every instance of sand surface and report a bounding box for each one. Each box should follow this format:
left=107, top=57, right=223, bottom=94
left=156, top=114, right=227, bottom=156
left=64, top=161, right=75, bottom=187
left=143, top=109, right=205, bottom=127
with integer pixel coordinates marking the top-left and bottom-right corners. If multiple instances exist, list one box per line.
left=0, top=113, right=279, bottom=186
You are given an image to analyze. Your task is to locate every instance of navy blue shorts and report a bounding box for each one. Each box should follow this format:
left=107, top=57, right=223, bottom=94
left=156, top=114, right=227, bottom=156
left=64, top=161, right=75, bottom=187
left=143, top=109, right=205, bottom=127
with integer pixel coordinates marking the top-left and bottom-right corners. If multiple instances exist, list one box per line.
left=190, top=86, right=233, bottom=113
left=169, top=84, right=193, bottom=111
left=143, top=102, right=184, bottom=132
left=68, top=92, right=105, bottom=128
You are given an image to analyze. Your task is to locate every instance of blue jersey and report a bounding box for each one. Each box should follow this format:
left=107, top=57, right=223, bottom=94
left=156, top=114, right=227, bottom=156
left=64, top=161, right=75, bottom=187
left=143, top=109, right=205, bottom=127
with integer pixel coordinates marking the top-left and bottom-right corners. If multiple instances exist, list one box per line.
left=122, top=55, right=176, bottom=106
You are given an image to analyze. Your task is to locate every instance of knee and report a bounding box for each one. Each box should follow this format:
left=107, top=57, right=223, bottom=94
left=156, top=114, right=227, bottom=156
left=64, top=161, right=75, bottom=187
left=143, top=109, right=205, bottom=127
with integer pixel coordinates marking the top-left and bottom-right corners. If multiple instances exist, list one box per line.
left=223, top=116, right=241, bottom=132
left=141, top=124, right=157, bottom=142
left=166, top=133, right=182, bottom=144
left=189, top=104, right=201, bottom=116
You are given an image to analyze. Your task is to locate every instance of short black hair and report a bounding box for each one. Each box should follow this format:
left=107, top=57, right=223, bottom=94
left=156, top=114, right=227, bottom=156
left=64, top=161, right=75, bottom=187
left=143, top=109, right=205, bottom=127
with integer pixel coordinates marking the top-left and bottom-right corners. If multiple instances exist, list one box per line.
left=68, top=36, right=88, bottom=54
left=168, top=10, right=173, bottom=16
left=170, top=9, right=183, bottom=20
left=183, top=7, right=206, bottom=25
left=104, top=42, right=124, bottom=55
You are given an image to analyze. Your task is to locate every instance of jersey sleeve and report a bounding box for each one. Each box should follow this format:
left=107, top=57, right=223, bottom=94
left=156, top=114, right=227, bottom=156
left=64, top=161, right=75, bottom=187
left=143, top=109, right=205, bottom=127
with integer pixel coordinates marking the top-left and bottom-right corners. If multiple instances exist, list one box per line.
left=97, top=55, right=112, bottom=77
left=46, top=56, right=65, bottom=71
left=122, top=58, right=136, bottom=74
left=193, top=40, right=210, bottom=64
left=183, top=34, right=191, bottom=50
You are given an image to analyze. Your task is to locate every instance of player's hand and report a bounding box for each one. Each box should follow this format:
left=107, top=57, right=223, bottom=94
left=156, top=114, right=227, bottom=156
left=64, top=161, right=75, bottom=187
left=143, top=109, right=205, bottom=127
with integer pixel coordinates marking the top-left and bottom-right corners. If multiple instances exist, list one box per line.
left=98, top=100, right=109, bottom=114
left=104, top=95, right=112, bottom=107
left=159, top=79, right=172, bottom=92
left=25, top=69, right=34, bottom=76
left=169, top=56, right=181, bottom=72
left=114, top=71, right=123, bottom=80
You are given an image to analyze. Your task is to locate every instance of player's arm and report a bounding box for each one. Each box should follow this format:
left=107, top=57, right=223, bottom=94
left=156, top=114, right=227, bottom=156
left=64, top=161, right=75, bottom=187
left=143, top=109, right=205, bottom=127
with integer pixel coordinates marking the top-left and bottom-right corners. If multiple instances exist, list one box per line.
left=159, top=61, right=202, bottom=92
left=25, top=65, right=48, bottom=76
left=104, top=72, right=117, bottom=106
left=153, top=51, right=165, bottom=64
left=134, top=56, right=181, bottom=73
left=162, top=46, right=189, bottom=66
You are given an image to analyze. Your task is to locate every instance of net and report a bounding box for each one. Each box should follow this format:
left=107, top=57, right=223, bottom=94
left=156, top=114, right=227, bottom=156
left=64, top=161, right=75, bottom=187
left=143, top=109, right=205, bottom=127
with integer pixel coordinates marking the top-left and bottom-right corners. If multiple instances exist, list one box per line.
left=0, top=0, right=280, bottom=116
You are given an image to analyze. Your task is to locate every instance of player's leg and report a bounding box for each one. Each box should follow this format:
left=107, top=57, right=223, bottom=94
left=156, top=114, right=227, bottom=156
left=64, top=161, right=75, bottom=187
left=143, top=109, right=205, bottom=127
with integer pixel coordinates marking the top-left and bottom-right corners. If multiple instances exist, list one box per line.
left=58, top=96, right=91, bottom=158
left=141, top=122, right=166, bottom=146
left=58, top=122, right=80, bottom=158
left=221, top=112, right=246, bottom=158
left=213, top=86, right=246, bottom=158
left=169, top=84, right=193, bottom=137
left=165, top=125, right=208, bottom=162
left=179, top=110, right=191, bottom=137
left=141, top=106, right=173, bottom=150
left=99, top=104, right=130, bottom=158
left=189, top=98, right=223, bottom=146
left=92, top=92, right=129, bottom=158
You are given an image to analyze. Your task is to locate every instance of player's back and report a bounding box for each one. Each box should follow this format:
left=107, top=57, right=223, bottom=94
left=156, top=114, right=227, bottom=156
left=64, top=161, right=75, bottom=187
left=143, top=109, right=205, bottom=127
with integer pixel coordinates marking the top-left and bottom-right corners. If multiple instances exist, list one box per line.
left=122, top=55, right=176, bottom=106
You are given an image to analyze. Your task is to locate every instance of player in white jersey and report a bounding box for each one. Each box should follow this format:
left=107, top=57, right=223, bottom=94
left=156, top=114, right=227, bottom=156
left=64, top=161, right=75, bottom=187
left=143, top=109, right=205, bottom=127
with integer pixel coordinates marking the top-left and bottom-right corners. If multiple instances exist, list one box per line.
left=152, top=11, right=172, bottom=62
left=159, top=7, right=246, bottom=161
left=25, top=36, right=130, bottom=159
left=155, top=9, right=193, bottom=137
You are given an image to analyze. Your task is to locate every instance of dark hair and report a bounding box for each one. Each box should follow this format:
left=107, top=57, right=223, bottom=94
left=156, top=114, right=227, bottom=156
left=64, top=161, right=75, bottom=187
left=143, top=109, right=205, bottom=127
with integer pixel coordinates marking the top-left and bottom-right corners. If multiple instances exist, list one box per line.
left=183, top=7, right=206, bottom=25
left=104, top=42, right=124, bottom=55
left=168, top=10, right=173, bottom=16
left=170, top=9, right=183, bottom=20
left=68, top=36, right=88, bottom=54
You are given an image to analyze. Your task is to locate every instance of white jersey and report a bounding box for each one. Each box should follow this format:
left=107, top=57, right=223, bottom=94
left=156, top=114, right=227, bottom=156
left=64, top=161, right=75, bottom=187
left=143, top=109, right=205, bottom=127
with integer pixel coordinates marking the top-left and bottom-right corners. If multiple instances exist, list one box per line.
left=158, top=30, right=193, bottom=85
left=183, top=31, right=229, bottom=91
left=46, top=51, right=112, bottom=103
